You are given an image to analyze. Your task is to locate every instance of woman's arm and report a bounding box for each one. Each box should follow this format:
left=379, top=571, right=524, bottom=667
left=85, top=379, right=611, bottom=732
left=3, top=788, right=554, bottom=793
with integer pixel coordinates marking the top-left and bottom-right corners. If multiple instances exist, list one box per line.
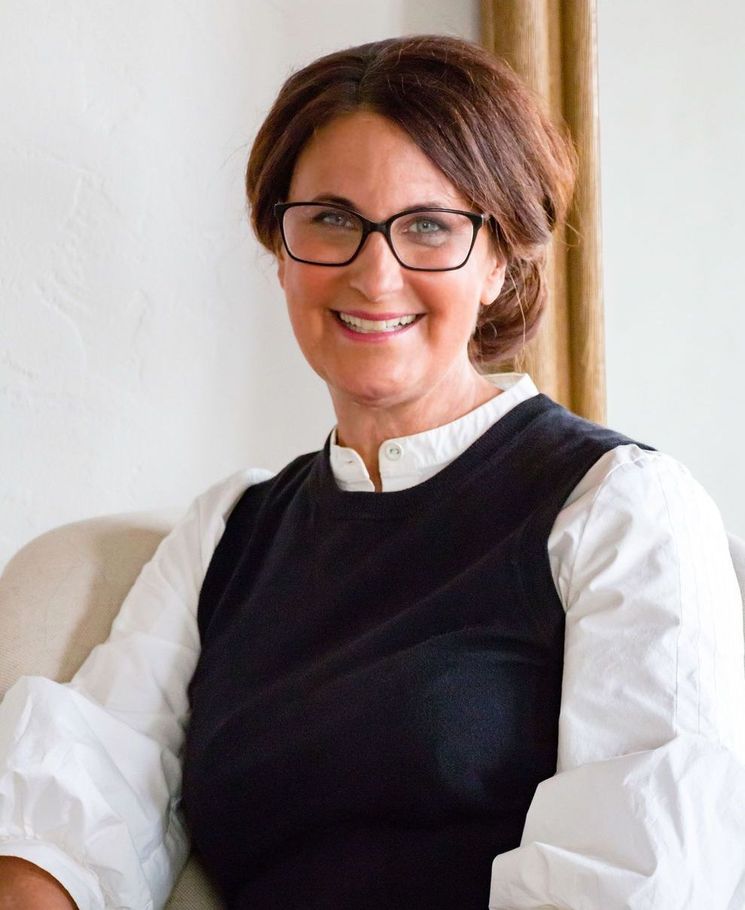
left=0, top=857, right=77, bottom=909
left=489, top=445, right=745, bottom=909
left=0, top=468, right=272, bottom=909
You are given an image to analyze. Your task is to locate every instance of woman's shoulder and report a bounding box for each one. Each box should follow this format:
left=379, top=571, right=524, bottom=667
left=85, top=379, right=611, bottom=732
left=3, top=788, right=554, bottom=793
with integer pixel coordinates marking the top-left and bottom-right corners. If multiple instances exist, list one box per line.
left=144, top=467, right=277, bottom=589
left=192, top=465, right=277, bottom=519
left=560, top=441, right=697, bottom=511
left=550, top=441, right=737, bottom=614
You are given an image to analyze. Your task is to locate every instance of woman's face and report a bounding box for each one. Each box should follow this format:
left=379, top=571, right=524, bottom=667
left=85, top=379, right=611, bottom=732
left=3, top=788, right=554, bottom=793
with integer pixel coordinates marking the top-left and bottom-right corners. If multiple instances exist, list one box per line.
left=277, top=111, right=505, bottom=415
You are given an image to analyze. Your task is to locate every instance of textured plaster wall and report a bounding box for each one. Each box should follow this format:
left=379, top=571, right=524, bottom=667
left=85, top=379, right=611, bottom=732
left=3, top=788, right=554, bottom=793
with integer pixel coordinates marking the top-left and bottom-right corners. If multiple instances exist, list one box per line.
left=598, top=1, right=745, bottom=536
left=0, top=1, right=478, bottom=568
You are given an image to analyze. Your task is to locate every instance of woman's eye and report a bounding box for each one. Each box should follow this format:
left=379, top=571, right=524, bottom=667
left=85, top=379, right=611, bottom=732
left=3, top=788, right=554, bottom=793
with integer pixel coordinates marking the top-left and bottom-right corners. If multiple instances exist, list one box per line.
left=410, top=218, right=442, bottom=233
left=397, top=214, right=452, bottom=245
left=314, top=210, right=354, bottom=229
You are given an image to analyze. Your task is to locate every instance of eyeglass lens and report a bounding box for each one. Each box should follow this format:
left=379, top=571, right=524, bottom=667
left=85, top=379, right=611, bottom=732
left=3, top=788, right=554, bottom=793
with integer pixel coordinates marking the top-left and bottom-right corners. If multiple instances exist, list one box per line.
left=281, top=204, right=477, bottom=269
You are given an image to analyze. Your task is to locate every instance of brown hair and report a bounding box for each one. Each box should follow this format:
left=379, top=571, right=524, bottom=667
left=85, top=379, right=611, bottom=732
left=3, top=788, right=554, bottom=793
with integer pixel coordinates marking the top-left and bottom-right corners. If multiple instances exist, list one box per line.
left=246, top=34, right=576, bottom=368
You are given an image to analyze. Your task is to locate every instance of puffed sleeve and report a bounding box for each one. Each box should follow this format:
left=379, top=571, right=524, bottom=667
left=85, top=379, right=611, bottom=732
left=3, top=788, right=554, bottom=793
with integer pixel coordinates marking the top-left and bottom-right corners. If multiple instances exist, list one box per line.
left=489, top=445, right=745, bottom=909
left=0, top=467, right=273, bottom=910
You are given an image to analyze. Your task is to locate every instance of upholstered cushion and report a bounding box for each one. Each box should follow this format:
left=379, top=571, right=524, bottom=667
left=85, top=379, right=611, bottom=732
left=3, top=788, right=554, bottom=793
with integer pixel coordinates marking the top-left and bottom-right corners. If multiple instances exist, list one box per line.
left=0, top=512, right=223, bottom=909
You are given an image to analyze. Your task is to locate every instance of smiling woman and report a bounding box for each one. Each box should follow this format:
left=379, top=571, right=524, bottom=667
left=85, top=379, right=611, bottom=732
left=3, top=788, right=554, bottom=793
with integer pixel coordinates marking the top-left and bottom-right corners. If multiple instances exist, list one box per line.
left=1, top=33, right=744, bottom=910
left=272, top=110, right=508, bottom=482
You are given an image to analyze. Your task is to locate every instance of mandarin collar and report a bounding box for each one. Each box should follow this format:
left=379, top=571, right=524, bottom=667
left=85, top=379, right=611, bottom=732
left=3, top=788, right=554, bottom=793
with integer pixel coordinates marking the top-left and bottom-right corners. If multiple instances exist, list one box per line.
left=329, top=373, right=539, bottom=493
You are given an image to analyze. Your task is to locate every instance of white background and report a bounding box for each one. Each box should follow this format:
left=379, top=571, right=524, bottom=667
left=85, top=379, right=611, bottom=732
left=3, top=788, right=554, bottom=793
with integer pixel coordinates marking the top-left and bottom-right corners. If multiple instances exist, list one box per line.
left=1, top=1, right=742, bottom=569
left=598, top=0, right=745, bottom=541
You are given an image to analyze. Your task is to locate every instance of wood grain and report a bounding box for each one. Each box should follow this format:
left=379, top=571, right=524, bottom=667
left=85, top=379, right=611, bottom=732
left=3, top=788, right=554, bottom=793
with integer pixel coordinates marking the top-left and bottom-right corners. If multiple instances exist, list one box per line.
left=481, top=0, right=606, bottom=422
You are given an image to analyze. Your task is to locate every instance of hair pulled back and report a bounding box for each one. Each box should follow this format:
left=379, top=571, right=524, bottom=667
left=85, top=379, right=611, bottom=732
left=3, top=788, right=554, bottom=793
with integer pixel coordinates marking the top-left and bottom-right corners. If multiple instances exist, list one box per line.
left=246, top=35, right=576, bottom=367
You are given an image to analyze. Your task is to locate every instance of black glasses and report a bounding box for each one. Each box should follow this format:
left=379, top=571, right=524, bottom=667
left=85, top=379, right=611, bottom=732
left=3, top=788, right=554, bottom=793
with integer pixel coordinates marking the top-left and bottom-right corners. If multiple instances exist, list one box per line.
left=274, top=202, right=487, bottom=271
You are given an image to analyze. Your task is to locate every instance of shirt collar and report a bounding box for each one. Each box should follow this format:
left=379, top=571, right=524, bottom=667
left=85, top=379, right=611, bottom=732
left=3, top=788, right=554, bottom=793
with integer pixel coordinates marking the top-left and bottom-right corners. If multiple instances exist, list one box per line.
left=329, top=372, right=539, bottom=493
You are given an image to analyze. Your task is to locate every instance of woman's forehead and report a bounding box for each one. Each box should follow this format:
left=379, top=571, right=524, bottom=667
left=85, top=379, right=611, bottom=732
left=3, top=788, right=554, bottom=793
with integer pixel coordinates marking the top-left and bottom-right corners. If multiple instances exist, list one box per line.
left=287, top=111, right=470, bottom=213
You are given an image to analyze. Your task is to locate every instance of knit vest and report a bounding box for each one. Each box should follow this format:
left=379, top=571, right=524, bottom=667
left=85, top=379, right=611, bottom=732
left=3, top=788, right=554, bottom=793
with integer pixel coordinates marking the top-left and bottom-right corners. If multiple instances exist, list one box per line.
left=182, top=395, right=646, bottom=909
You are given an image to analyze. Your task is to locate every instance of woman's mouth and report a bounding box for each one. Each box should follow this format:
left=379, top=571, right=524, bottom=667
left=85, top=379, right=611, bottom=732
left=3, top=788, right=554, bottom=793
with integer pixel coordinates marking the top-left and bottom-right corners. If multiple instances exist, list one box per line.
left=333, top=311, right=423, bottom=335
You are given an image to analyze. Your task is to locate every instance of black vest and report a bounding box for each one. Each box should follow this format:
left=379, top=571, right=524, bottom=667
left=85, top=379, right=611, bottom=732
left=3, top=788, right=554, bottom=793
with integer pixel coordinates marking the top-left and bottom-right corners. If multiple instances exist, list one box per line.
left=183, top=395, right=646, bottom=909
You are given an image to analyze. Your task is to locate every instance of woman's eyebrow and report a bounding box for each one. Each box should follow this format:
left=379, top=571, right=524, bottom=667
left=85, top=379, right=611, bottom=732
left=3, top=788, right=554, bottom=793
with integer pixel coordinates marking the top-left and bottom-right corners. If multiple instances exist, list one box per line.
left=310, top=193, right=357, bottom=208
left=308, top=193, right=459, bottom=212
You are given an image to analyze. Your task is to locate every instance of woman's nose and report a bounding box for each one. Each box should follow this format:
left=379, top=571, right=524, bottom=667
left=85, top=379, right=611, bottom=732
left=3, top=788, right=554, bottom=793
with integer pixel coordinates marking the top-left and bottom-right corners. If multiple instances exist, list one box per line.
left=346, top=232, right=405, bottom=301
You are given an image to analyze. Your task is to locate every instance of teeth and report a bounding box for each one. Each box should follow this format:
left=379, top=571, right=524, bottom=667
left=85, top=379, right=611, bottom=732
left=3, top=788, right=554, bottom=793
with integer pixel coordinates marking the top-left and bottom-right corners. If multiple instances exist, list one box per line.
left=337, top=313, right=417, bottom=333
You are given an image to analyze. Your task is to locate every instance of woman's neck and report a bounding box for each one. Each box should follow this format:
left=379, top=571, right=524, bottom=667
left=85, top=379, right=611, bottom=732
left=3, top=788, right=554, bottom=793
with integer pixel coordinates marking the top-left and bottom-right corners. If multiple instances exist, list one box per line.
left=333, top=369, right=500, bottom=492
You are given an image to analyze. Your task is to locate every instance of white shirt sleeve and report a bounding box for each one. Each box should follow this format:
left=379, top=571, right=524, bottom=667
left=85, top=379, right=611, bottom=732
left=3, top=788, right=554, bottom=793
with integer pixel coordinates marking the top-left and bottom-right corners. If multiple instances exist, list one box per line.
left=0, top=467, right=272, bottom=910
left=489, top=444, right=745, bottom=909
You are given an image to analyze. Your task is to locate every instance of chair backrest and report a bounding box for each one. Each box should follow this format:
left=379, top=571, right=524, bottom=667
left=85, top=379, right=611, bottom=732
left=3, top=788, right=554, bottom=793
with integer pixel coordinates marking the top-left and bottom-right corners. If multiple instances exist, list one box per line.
left=0, top=512, right=175, bottom=695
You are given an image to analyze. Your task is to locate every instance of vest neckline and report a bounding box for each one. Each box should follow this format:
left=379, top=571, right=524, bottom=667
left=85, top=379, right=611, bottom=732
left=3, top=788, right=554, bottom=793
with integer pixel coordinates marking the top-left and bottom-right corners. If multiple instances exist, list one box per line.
left=310, top=394, right=557, bottom=519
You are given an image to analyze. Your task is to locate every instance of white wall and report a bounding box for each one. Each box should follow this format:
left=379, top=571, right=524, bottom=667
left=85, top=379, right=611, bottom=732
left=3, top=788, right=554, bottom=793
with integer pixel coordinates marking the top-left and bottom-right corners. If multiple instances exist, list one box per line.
left=597, top=1, right=745, bottom=536
left=0, top=1, right=479, bottom=568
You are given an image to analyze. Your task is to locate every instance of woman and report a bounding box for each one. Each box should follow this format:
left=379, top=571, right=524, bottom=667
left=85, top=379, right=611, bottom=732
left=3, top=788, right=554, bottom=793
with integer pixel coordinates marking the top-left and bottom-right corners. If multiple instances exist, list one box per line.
left=1, top=35, right=744, bottom=910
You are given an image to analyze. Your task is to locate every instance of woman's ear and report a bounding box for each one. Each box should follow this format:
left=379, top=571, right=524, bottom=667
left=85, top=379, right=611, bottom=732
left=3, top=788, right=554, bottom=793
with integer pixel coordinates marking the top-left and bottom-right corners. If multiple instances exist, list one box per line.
left=480, top=259, right=506, bottom=307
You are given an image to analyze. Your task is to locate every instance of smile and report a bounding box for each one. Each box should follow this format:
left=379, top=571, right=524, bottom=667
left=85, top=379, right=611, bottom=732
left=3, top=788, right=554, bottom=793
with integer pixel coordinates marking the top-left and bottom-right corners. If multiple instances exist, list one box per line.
left=334, top=311, right=421, bottom=334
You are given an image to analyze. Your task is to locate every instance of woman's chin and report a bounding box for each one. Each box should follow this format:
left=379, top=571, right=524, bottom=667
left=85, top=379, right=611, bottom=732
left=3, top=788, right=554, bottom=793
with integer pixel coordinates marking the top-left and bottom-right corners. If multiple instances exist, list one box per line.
left=329, top=374, right=420, bottom=412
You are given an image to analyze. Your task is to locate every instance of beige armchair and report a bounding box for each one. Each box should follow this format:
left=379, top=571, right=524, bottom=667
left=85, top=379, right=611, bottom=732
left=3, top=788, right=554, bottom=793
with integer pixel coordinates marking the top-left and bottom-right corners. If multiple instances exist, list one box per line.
left=1, top=512, right=744, bottom=908
left=0, top=512, right=222, bottom=909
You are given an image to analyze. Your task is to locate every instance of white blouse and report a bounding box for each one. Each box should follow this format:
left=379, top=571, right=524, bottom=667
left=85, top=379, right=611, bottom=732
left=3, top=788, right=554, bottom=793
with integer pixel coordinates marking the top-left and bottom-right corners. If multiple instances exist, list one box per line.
left=1, top=373, right=744, bottom=909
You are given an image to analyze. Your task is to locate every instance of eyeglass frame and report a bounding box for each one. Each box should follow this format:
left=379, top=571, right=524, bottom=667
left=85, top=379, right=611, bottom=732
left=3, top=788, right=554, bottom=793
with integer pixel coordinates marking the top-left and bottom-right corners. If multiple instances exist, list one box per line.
left=273, top=201, right=489, bottom=272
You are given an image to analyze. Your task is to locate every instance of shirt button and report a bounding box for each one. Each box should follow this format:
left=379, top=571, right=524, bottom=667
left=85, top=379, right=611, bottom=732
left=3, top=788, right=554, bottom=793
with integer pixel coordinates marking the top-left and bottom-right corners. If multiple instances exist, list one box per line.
left=384, top=443, right=403, bottom=461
